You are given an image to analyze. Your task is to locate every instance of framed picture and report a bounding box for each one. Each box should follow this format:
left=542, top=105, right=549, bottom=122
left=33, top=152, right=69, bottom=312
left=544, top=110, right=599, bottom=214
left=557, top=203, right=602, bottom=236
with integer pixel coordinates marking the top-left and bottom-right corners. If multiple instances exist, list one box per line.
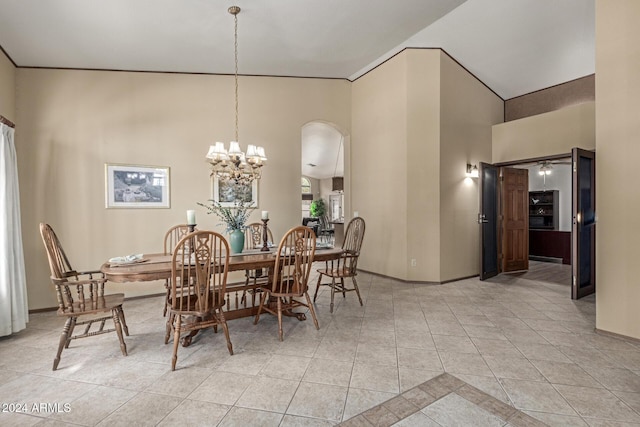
left=105, top=163, right=170, bottom=208
left=212, top=176, right=258, bottom=207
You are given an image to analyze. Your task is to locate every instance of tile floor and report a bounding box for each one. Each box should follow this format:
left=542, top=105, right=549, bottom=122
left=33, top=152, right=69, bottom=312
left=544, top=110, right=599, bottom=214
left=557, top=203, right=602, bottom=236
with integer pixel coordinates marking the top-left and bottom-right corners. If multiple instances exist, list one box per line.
left=1, top=263, right=639, bottom=426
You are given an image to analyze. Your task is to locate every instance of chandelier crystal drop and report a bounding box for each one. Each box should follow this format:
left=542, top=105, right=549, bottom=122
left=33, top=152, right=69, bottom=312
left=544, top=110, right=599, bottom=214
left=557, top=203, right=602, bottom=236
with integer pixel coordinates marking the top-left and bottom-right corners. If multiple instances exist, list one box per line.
left=206, top=6, right=267, bottom=186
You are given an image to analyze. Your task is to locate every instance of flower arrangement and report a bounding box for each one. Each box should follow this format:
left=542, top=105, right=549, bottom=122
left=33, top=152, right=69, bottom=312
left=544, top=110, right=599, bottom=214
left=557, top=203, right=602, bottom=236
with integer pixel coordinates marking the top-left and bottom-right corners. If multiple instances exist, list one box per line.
left=197, top=199, right=255, bottom=233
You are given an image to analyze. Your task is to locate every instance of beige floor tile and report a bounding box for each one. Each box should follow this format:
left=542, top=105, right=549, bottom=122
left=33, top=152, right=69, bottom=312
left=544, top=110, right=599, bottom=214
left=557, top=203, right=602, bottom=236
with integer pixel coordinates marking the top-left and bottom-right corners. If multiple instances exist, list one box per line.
left=602, top=349, right=640, bottom=371
left=280, top=414, right=336, bottom=427
left=391, top=410, right=440, bottom=427
left=218, top=406, right=283, bottom=427
left=395, top=332, right=435, bottom=350
left=522, top=318, right=571, bottom=333
left=462, top=325, right=508, bottom=341
left=397, top=347, right=443, bottom=372
left=612, top=391, right=640, bottom=414
left=398, top=368, right=442, bottom=393
left=314, top=339, right=358, bottom=362
left=439, top=351, right=493, bottom=377
left=235, top=376, right=298, bottom=413
left=356, top=344, right=397, bottom=367
left=472, top=338, right=523, bottom=358
left=452, top=374, right=511, bottom=404
left=555, top=384, right=640, bottom=423
left=51, top=385, right=136, bottom=426
left=512, top=342, right=572, bottom=363
left=342, top=388, right=397, bottom=421
left=585, top=366, right=640, bottom=392
left=0, top=411, right=42, bottom=426
left=433, top=334, right=479, bottom=354
left=145, top=366, right=213, bottom=398
left=303, top=358, right=354, bottom=387
left=0, top=374, right=96, bottom=416
left=529, top=360, right=602, bottom=388
left=157, top=399, right=230, bottom=426
left=217, top=350, right=270, bottom=375
left=421, top=393, right=504, bottom=426
left=484, top=355, right=545, bottom=381
left=357, top=329, right=396, bottom=347
left=258, top=354, right=312, bottom=381
left=500, top=378, right=577, bottom=416
left=96, top=392, right=182, bottom=426
left=523, top=410, right=589, bottom=427
left=426, top=320, right=467, bottom=337
left=287, top=381, right=349, bottom=422
left=350, top=363, right=399, bottom=393
left=188, top=371, right=254, bottom=406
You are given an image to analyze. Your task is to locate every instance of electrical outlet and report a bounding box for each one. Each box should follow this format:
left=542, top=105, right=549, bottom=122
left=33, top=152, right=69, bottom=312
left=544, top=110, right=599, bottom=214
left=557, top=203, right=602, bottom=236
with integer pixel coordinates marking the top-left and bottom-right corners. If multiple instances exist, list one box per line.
left=410, top=259, right=417, bottom=267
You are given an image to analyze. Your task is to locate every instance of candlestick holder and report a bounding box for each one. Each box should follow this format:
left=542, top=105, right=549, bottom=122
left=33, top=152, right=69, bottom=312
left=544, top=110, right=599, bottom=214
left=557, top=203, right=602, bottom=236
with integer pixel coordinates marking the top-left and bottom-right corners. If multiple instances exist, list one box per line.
left=261, top=219, right=270, bottom=251
left=187, top=224, right=197, bottom=233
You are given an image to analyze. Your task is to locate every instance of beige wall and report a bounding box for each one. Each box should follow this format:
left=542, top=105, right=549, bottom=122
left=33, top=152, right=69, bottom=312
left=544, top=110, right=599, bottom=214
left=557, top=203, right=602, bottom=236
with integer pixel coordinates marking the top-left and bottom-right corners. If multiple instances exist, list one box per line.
left=595, top=0, right=640, bottom=339
left=492, top=101, right=595, bottom=164
left=351, top=53, right=409, bottom=279
left=17, top=69, right=350, bottom=309
left=439, top=53, right=504, bottom=282
left=352, top=49, right=503, bottom=282
left=405, top=50, right=441, bottom=281
left=0, top=50, right=15, bottom=121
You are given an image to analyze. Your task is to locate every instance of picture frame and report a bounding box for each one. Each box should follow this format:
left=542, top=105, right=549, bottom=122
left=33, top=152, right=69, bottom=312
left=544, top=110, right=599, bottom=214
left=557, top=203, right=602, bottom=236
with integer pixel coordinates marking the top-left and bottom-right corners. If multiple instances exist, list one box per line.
left=105, top=163, right=170, bottom=209
left=212, top=176, right=258, bottom=207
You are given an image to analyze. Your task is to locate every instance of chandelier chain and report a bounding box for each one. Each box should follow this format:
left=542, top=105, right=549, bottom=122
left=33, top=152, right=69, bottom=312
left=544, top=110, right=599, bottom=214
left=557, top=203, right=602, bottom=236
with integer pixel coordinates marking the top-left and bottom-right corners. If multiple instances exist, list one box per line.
left=234, top=11, right=239, bottom=142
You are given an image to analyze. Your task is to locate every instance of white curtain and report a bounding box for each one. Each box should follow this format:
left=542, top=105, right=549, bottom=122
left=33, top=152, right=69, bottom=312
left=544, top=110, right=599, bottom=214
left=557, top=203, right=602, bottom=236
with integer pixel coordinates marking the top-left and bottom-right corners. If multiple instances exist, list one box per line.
left=0, top=122, right=28, bottom=336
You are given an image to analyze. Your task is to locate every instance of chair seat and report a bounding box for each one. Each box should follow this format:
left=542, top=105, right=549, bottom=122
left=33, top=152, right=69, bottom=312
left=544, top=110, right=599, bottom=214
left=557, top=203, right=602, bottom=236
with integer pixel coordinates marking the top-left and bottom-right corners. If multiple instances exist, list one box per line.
left=316, top=268, right=356, bottom=278
left=170, top=291, right=224, bottom=313
left=58, top=293, right=125, bottom=317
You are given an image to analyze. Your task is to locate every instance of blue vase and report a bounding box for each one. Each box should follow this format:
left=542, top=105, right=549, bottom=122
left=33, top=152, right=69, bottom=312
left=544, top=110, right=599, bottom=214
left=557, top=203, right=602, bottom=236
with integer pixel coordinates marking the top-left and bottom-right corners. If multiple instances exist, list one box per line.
left=229, top=229, right=245, bottom=254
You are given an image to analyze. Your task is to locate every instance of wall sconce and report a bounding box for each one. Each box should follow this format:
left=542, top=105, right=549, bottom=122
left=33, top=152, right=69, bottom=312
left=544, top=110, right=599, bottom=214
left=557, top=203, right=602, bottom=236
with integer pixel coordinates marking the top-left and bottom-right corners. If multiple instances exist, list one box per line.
left=466, top=164, right=479, bottom=178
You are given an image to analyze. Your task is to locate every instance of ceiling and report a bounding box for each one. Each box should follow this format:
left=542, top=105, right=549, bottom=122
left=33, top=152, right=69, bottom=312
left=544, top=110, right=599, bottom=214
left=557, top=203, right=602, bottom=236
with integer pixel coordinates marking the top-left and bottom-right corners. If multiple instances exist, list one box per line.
left=0, top=0, right=594, bottom=181
left=0, top=0, right=594, bottom=100
left=302, top=123, right=343, bottom=180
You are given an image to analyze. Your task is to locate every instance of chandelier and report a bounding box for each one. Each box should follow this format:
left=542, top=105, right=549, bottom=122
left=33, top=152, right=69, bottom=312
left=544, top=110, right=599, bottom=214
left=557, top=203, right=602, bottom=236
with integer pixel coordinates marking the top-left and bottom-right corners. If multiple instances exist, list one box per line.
left=206, top=6, right=267, bottom=186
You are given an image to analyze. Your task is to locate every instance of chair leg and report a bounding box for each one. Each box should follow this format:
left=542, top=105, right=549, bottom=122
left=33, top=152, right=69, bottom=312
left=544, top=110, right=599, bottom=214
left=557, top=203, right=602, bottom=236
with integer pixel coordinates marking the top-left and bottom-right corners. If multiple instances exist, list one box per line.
left=165, top=313, right=174, bottom=345
left=112, top=309, right=128, bottom=356
left=64, top=317, right=77, bottom=349
left=163, top=280, right=170, bottom=317
left=277, top=297, right=284, bottom=341
left=117, top=306, right=129, bottom=336
left=53, top=317, right=74, bottom=370
left=313, top=273, right=322, bottom=302
left=304, top=292, right=320, bottom=330
left=341, top=278, right=346, bottom=298
left=171, top=315, right=181, bottom=371
left=254, top=291, right=269, bottom=325
left=330, top=277, right=336, bottom=313
left=218, top=310, right=234, bottom=355
left=352, top=276, right=363, bottom=306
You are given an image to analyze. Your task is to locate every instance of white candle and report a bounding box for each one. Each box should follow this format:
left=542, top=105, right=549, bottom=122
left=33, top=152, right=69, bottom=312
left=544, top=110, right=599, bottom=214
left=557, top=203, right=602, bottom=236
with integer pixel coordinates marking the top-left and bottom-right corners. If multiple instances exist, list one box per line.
left=186, top=210, right=196, bottom=225
left=261, top=210, right=269, bottom=220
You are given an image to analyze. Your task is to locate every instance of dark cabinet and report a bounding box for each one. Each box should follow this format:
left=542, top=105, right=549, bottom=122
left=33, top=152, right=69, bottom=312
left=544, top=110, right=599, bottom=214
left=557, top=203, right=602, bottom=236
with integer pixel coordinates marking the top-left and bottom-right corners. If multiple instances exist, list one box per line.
left=529, top=190, right=559, bottom=230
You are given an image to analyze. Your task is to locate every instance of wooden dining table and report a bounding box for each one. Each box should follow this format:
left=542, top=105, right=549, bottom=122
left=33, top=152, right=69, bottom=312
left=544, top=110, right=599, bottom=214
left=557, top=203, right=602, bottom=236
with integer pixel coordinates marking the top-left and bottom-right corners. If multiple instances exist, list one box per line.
left=101, top=247, right=343, bottom=322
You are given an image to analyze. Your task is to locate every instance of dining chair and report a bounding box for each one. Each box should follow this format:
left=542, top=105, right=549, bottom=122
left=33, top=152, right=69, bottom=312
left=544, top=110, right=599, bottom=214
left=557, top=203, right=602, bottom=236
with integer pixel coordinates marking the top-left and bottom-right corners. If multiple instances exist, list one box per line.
left=162, top=224, right=197, bottom=316
left=254, top=226, right=319, bottom=341
left=313, top=217, right=366, bottom=313
left=242, top=222, right=273, bottom=306
left=39, top=223, right=129, bottom=371
left=318, top=215, right=335, bottom=244
left=165, top=230, right=233, bottom=370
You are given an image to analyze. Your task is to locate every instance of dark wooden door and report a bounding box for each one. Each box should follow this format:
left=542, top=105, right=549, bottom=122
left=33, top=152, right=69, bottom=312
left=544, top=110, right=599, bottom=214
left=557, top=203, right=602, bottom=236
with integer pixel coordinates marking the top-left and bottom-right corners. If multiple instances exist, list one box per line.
left=479, top=163, right=499, bottom=280
left=572, top=148, right=596, bottom=299
left=501, top=167, right=529, bottom=272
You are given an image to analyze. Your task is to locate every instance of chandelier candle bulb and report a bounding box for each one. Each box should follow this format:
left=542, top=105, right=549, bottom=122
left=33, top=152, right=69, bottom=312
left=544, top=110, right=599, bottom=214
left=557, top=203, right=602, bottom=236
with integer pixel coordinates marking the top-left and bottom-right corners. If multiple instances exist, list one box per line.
left=262, top=210, right=269, bottom=220
left=186, top=210, right=196, bottom=225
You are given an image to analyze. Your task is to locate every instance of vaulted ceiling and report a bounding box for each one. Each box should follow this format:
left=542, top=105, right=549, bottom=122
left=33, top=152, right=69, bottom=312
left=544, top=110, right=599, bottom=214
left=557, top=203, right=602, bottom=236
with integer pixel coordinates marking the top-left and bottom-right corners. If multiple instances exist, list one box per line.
left=0, top=0, right=594, bottom=100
